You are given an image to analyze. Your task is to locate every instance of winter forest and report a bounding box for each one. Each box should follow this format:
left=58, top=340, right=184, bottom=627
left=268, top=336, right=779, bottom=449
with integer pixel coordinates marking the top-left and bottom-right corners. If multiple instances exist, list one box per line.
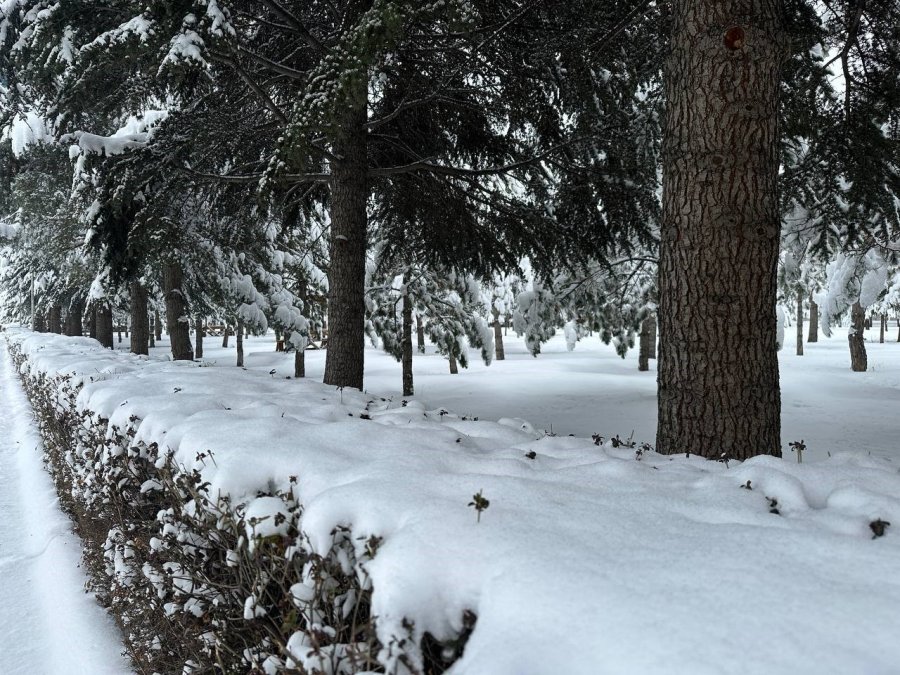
left=0, top=1, right=899, bottom=673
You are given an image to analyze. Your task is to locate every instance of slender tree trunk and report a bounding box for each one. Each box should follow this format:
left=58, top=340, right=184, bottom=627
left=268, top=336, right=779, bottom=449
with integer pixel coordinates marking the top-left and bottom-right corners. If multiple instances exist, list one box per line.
left=96, top=304, right=114, bottom=349
left=130, top=282, right=149, bottom=356
left=294, top=348, right=305, bottom=378
left=33, top=312, right=46, bottom=332
left=897, top=315, right=900, bottom=342
left=323, top=99, right=368, bottom=390
left=236, top=319, right=244, bottom=367
left=849, top=301, right=867, bottom=371
left=195, top=315, right=204, bottom=359
left=88, top=308, right=96, bottom=339
left=492, top=307, right=505, bottom=361
left=48, top=304, right=62, bottom=334
left=879, top=313, right=885, bottom=344
left=449, top=354, right=459, bottom=375
left=639, top=315, right=653, bottom=371
left=67, top=299, right=84, bottom=336
left=808, top=294, right=818, bottom=342
left=222, top=326, right=230, bottom=348
left=648, top=315, right=657, bottom=359
left=657, top=0, right=787, bottom=459
left=402, top=290, right=414, bottom=396
left=154, top=309, right=162, bottom=341
left=163, top=262, right=194, bottom=360
left=416, top=314, right=426, bottom=353
left=796, top=289, right=804, bottom=356
left=149, top=315, right=155, bottom=348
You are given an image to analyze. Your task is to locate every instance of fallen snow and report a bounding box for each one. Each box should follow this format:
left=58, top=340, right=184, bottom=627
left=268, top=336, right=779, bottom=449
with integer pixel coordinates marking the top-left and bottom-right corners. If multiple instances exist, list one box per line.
left=5, top=325, right=900, bottom=674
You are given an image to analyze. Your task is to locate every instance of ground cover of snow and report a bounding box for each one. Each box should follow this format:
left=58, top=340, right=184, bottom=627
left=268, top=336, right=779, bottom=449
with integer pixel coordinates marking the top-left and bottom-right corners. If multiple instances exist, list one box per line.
left=0, top=340, right=132, bottom=675
left=6, top=321, right=900, bottom=674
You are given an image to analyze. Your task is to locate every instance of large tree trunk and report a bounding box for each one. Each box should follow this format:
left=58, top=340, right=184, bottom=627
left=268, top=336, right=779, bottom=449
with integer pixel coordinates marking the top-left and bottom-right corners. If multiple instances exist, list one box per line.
left=808, top=294, right=818, bottom=342
left=849, top=301, right=867, bottom=371
left=195, top=315, right=204, bottom=359
left=236, top=319, right=244, bottom=367
left=323, top=100, right=368, bottom=390
left=795, top=289, right=804, bottom=356
left=96, top=304, right=114, bottom=349
left=657, top=0, right=787, bottom=459
left=639, top=315, right=654, bottom=371
left=402, top=290, right=414, bottom=396
left=294, top=349, right=305, bottom=378
left=416, top=314, right=426, bottom=353
left=130, top=282, right=149, bottom=356
left=48, top=304, right=62, bottom=334
left=492, top=307, right=505, bottom=361
left=67, top=299, right=84, bottom=337
left=163, top=262, right=194, bottom=360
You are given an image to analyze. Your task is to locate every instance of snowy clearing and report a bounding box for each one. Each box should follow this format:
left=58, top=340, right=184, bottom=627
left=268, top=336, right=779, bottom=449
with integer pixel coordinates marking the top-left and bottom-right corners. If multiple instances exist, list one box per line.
left=5, top=324, right=900, bottom=674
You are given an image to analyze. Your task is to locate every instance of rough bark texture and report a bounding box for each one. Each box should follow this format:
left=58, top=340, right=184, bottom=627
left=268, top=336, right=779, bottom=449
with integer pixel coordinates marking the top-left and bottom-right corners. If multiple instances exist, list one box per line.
left=163, top=262, right=194, bottom=361
left=657, top=0, right=787, bottom=459
left=130, top=282, right=150, bottom=356
left=648, top=316, right=657, bottom=359
left=808, top=294, right=818, bottom=342
left=67, top=299, right=84, bottom=336
left=416, top=315, right=426, bottom=353
left=48, top=305, right=62, bottom=334
left=294, top=349, right=305, bottom=378
left=492, top=308, right=505, bottom=361
left=195, top=315, right=204, bottom=359
left=236, top=319, right=245, bottom=367
left=96, top=304, right=114, bottom=350
left=639, top=315, right=654, bottom=371
left=449, top=354, right=459, bottom=375
left=323, top=100, right=368, bottom=390
left=849, top=301, right=867, bottom=371
left=795, top=290, right=803, bottom=356
left=402, top=291, right=414, bottom=396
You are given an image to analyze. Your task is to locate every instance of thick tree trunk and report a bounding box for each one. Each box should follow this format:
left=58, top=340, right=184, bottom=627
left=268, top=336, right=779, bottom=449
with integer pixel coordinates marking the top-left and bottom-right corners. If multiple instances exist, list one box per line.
left=236, top=319, right=245, bottom=367
left=449, top=354, right=459, bottom=375
left=96, top=304, right=114, bottom=349
left=849, top=301, right=867, bottom=371
left=130, top=282, right=149, bottom=356
left=416, top=315, right=426, bottom=353
left=323, top=100, right=368, bottom=390
left=48, top=304, right=62, bottom=334
left=154, top=309, right=162, bottom=341
left=492, top=307, right=505, bottom=361
left=657, top=0, right=787, bottom=459
left=795, top=290, right=803, bottom=356
left=163, top=262, right=194, bottom=360
left=195, top=315, right=204, bottom=359
left=639, top=315, right=654, bottom=371
left=67, top=299, right=84, bottom=336
left=402, top=291, right=414, bottom=396
left=294, top=349, right=305, bottom=378
left=808, top=294, right=818, bottom=342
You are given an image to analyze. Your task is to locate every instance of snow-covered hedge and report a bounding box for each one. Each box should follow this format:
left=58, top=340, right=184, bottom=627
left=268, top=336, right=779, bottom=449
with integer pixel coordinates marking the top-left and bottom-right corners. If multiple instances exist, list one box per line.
left=6, top=327, right=900, bottom=674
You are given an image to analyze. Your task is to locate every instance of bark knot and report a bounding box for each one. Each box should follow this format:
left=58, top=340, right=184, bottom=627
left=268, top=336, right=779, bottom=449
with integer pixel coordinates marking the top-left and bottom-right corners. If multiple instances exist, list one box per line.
left=723, top=25, right=745, bottom=50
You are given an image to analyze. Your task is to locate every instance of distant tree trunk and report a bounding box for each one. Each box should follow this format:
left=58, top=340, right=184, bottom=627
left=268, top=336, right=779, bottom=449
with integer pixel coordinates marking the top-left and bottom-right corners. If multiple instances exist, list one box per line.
left=154, top=309, right=162, bottom=341
left=639, top=315, right=654, bottom=371
left=236, top=319, right=245, bottom=367
left=33, top=312, right=46, bottom=332
left=879, top=313, right=885, bottom=344
left=48, top=304, right=62, bottom=334
left=117, top=326, right=123, bottom=344
left=222, top=326, right=230, bottom=348
left=294, top=348, right=305, bottom=378
left=96, top=304, right=114, bottom=349
left=449, top=354, right=459, bottom=375
left=808, top=294, right=818, bottom=342
left=149, top=314, right=155, bottom=348
left=492, top=307, right=505, bottom=361
left=67, top=299, right=84, bottom=336
left=323, top=99, right=367, bottom=390
left=88, top=308, right=96, bottom=339
left=416, top=315, right=426, bottom=353
left=657, top=0, right=786, bottom=459
left=897, top=315, right=900, bottom=342
left=849, top=301, right=867, bottom=372
left=402, top=290, right=414, bottom=396
left=195, top=315, right=204, bottom=359
left=796, top=290, right=804, bottom=356
left=130, top=282, right=149, bottom=356
left=163, top=262, right=194, bottom=360
left=648, top=316, right=657, bottom=359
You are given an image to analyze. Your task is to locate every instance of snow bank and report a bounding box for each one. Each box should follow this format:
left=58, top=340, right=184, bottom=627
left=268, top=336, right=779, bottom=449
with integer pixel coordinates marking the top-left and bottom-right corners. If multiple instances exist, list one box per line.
left=7, top=327, right=900, bottom=674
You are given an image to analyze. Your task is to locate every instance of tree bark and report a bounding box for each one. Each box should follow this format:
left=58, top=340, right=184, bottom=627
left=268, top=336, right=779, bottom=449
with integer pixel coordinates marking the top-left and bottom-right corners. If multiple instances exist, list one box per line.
left=657, top=0, right=787, bottom=459
left=154, top=309, right=162, bottom=341
left=492, top=307, right=505, bottom=361
left=222, top=326, right=230, bottom=348
left=879, top=313, right=885, bottom=344
left=195, top=315, right=204, bottom=359
left=33, top=312, right=45, bottom=332
left=294, top=349, right=305, bottom=378
left=449, top=354, right=459, bottom=375
left=88, top=308, right=96, bottom=339
left=323, top=98, right=368, bottom=390
left=849, top=301, right=867, bottom=371
left=639, top=315, right=654, bottom=371
left=402, top=290, right=414, bottom=396
left=48, top=304, right=62, bottom=334
left=96, top=304, right=114, bottom=349
left=648, top=315, right=657, bottom=359
left=67, top=299, right=84, bottom=337
left=795, top=289, right=803, bottom=356
left=130, top=282, right=149, bottom=356
left=163, top=262, right=194, bottom=360
left=807, top=294, right=818, bottom=342
left=416, top=314, right=426, bottom=353
left=236, top=319, right=244, bottom=367
left=149, top=313, right=155, bottom=348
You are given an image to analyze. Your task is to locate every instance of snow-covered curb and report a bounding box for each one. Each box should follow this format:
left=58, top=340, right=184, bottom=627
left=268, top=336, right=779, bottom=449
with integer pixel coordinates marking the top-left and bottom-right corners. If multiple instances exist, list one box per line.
left=7, top=327, right=900, bottom=674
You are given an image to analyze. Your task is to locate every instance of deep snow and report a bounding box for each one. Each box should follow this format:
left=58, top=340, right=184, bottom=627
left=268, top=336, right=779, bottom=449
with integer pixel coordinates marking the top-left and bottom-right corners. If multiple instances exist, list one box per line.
left=4, top=320, right=900, bottom=674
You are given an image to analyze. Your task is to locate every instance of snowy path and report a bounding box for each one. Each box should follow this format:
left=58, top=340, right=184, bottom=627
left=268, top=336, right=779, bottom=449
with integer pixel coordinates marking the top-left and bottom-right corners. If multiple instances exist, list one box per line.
left=0, top=342, right=131, bottom=674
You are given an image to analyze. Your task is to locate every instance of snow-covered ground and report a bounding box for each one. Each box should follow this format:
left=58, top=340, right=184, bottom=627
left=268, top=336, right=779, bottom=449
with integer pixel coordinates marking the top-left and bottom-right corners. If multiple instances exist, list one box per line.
left=0, top=341, right=132, bottom=675
left=3, top=320, right=900, bottom=674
